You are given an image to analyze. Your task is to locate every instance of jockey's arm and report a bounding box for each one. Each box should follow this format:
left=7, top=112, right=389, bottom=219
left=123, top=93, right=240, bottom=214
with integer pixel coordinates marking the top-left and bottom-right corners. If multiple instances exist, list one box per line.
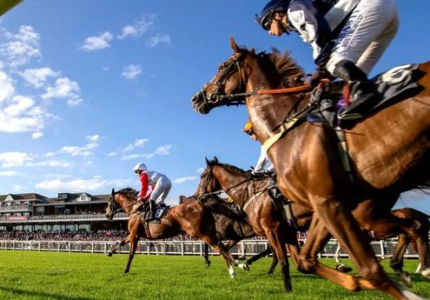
left=139, top=172, right=149, bottom=201
left=288, top=0, right=333, bottom=69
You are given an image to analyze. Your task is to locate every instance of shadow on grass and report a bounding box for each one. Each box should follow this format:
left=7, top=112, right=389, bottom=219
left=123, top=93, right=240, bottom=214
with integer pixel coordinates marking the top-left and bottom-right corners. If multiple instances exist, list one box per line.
left=0, top=286, right=93, bottom=300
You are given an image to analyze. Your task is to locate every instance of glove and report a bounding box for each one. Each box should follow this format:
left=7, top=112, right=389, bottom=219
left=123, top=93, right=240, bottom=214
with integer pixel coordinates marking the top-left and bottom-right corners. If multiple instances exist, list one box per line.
left=310, top=67, right=334, bottom=88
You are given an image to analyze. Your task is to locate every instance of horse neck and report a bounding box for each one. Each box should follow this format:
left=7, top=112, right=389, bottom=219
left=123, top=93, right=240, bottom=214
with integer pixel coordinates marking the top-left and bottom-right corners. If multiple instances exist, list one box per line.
left=117, top=194, right=135, bottom=216
left=245, top=56, right=309, bottom=143
left=213, top=165, right=250, bottom=207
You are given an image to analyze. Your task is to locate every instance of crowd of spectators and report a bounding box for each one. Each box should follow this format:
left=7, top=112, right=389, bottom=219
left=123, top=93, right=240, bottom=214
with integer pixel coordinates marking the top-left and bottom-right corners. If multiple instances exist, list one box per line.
left=0, top=230, right=128, bottom=241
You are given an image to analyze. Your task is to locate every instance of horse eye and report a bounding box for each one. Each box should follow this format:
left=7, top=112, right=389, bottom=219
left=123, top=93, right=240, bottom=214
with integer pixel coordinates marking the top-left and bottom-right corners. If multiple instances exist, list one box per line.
left=218, top=65, right=224, bottom=72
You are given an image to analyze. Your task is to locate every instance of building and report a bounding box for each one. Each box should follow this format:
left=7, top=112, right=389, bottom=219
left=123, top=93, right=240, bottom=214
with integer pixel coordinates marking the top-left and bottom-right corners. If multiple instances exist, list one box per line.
left=0, top=192, right=128, bottom=233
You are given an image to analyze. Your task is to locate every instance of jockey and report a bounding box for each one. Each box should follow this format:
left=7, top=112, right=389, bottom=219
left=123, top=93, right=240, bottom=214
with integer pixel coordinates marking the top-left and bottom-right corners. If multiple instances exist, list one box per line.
left=244, top=121, right=275, bottom=175
left=256, top=0, right=399, bottom=120
left=133, top=163, right=172, bottom=220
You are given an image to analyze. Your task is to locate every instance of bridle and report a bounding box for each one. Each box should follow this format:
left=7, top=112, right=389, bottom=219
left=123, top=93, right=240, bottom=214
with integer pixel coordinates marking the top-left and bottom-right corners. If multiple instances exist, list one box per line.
left=107, top=190, right=138, bottom=218
left=197, top=164, right=268, bottom=208
left=195, top=51, right=314, bottom=110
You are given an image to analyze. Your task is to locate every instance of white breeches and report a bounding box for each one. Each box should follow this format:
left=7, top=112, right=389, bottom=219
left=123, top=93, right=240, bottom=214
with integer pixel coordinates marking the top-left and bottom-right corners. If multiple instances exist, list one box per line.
left=327, top=0, right=399, bottom=75
left=149, top=177, right=172, bottom=205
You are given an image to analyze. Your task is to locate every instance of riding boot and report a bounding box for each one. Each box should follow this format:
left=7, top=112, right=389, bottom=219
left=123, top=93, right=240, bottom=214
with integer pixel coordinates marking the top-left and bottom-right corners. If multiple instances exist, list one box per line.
left=146, top=200, right=155, bottom=221
left=334, top=60, right=380, bottom=120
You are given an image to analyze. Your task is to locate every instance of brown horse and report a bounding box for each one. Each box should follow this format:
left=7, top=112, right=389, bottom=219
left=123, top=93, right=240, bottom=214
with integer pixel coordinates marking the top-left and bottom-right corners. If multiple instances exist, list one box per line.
left=180, top=194, right=256, bottom=268
left=105, top=188, right=248, bottom=276
left=191, top=37, right=430, bottom=299
left=198, top=158, right=430, bottom=286
left=195, top=158, right=300, bottom=292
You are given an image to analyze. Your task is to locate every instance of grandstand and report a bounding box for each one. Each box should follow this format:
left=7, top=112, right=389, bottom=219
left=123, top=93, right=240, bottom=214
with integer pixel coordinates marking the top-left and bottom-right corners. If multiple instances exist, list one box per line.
left=0, top=192, right=128, bottom=240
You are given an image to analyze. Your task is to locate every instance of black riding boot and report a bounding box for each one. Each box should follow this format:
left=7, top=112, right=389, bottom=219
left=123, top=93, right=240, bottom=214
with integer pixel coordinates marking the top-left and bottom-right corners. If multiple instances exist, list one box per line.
left=334, top=60, right=380, bottom=120
left=146, top=200, right=155, bottom=221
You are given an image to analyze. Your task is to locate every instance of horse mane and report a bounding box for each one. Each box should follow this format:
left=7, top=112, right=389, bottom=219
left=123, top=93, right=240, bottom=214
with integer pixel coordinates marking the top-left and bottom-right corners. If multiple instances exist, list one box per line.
left=118, top=187, right=138, bottom=197
left=263, top=48, right=304, bottom=88
left=207, top=157, right=249, bottom=174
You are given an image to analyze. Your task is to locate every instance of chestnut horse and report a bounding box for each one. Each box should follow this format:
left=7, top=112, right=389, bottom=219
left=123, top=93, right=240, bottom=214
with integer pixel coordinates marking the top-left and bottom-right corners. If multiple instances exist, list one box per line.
left=195, top=158, right=300, bottom=292
left=191, top=37, right=430, bottom=299
left=105, top=188, right=248, bottom=276
left=180, top=194, right=256, bottom=268
left=198, top=158, right=430, bottom=286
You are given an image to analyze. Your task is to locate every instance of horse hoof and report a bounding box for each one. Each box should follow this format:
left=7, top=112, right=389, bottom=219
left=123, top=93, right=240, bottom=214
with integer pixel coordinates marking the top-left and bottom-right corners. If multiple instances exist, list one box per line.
left=205, top=261, right=211, bottom=268
left=399, top=273, right=412, bottom=288
left=336, top=264, right=352, bottom=273
left=421, top=268, right=430, bottom=278
left=239, top=264, right=250, bottom=271
left=105, top=253, right=112, bottom=257
left=229, top=269, right=236, bottom=279
left=124, top=270, right=129, bottom=274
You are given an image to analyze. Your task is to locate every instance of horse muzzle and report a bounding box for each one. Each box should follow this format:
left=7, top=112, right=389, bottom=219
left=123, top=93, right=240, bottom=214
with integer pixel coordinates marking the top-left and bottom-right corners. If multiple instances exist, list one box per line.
left=191, top=91, right=211, bottom=114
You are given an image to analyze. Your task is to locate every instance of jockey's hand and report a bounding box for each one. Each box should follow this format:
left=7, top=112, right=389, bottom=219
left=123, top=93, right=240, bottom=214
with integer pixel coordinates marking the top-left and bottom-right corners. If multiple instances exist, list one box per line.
left=310, top=67, right=334, bottom=88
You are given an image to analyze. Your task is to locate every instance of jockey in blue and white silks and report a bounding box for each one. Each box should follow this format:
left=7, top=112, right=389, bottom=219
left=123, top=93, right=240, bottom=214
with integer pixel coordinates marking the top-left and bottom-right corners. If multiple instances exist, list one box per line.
left=256, top=0, right=399, bottom=120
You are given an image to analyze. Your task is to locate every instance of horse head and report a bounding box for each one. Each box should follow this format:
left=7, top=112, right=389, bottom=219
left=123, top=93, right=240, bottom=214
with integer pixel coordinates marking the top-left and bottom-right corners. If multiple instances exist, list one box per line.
left=191, top=37, right=304, bottom=115
left=105, top=187, right=139, bottom=219
left=105, top=188, right=117, bottom=220
left=191, top=37, right=255, bottom=114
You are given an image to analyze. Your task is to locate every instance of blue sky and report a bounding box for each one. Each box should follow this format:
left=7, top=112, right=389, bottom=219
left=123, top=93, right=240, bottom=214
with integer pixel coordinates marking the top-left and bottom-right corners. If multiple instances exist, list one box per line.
left=0, top=1, right=429, bottom=212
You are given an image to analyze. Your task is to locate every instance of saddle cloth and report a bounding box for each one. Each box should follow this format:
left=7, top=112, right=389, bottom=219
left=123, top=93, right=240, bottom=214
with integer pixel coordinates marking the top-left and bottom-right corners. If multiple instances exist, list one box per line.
left=307, top=64, right=423, bottom=127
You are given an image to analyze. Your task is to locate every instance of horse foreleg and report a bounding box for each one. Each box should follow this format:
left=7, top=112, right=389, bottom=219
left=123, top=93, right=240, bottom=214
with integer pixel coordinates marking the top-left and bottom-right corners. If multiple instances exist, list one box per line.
left=224, top=239, right=249, bottom=270
left=390, top=233, right=411, bottom=287
left=310, top=197, right=423, bottom=300
left=334, top=243, right=353, bottom=273
left=106, top=236, right=131, bottom=257
left=124, top=232, right=139, bottom=274
left=415, top=231, right=430, bottom=279
left=201, top=236, right=237, bottom=278
left=203, top=243, right=211, bottom=268
left=265, top=223, right=292, bottom=292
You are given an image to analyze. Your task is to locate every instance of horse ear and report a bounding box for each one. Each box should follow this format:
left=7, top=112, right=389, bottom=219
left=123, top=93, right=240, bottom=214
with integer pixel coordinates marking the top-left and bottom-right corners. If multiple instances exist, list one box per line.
left=230, top=36, right=240, bottom=52
left=214, top=156, right=218, bottom=164
left=205, top=156, right=210, bottom=165
left=111, top=188, right=115, bottom=195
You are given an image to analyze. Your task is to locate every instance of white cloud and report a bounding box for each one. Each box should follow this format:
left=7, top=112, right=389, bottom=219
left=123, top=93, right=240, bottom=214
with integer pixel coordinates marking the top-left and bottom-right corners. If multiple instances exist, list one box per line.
left=146, top=34, right=171, bottom=47
left=173, top=176, right=198, bottom=184
left=123, top=139, right=148, bottom=152
left=14, top=184, right=26, bottom=192
left=80, top=31, right=113, bottom=52
left=60, top=142, right=98, bottom=157
left=26, top=160, right=70, bottom=168
left=21, top=68, right=60, bottom=88
left=0, top=71, right=15, bottom=103
left=42, top=77, right=80, bottom=100
left=67, top=98, right=83, bottom=107
left=196, top=167, right=204, bottom=174
left=86, top=134, right=100, bottom=142
left=0, top=152, right=32, bottom=168
left=1, top=25, right=41, bottom=67
left=117, top=16, right=154, bottom=39
left=44, top=174, right=71, bottom=179
left=107, top=152, right=117, bottom=157
left=32, top=132, right=43, bottom=139
left=121, top=144, right=172, bottom=161
left=35, top=176, right=133, bottom=192
left=154, top=145, right=172, bottom=156
left=4, top=95, right=34, bottom=117
left=122, top=64, right=142, bottom=80
left=0, top=170, right=21, bottom=177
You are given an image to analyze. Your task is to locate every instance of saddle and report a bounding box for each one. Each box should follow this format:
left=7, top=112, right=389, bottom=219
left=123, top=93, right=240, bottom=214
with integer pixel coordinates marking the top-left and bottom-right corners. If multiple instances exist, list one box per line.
left=307, top=64, right=424, bottom=128
left=142, top=204, right=170, bottom=223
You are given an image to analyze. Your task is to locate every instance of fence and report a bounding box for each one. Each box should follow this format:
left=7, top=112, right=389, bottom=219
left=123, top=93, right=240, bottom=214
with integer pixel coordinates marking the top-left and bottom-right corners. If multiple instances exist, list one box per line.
left=0, top=239, right=420, bottom=259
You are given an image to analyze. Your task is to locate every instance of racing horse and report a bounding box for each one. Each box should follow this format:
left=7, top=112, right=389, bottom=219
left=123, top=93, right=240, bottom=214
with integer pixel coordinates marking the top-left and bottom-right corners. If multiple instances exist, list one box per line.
left=195, top=158, right=301, bottom=292
left=105, top=188, right=249, bottom=276
left=191, top=37, right=430, bottom=299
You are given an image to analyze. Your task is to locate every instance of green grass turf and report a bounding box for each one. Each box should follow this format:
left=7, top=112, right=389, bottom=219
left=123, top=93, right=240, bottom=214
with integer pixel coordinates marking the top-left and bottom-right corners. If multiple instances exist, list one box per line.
left=0, top=251, right=428, bottom=300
